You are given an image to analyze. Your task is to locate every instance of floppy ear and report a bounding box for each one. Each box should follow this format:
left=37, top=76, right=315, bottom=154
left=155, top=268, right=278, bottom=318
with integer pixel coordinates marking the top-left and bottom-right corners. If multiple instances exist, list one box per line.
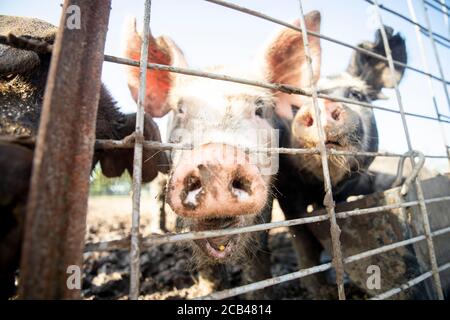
left=122, top=17, right=187, bottom=117
left=347, top=26, right=407, bottom=98
left=264, top=11, right=322, bottom=120
left=97, top=113, right=169, bottom=183
left=0, top=15, right=57, bottom=75
left=0, top=44, right=41, bottom=75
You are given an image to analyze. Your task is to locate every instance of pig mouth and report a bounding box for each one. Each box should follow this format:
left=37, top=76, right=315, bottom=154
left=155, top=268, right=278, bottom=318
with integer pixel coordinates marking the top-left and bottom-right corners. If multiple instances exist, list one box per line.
left=193, top=216, right=244, bottom=261
left=296, top=137, right=348, bottom=151
left=324, top=140, right=344, bottom=149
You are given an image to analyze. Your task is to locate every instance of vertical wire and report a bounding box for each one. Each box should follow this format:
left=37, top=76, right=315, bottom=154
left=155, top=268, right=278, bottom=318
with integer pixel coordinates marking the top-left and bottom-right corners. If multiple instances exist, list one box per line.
left=421, top=0, right=450, bottom=115
left=297, top=0, right=346, bottom=300
left=438, top=0, right=450, bottom=36
left=407, top=0, right=450, bottom=170
left=130, top=0, right=152, bottom=300
left=373, top=0, right=445, bottom=300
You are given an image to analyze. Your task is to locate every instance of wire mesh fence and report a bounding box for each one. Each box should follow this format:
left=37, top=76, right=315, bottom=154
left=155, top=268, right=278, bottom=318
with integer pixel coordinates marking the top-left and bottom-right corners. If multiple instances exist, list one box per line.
left=87, top=0, right=450, bottom=300
left=7, top=0, right=450, bottom=300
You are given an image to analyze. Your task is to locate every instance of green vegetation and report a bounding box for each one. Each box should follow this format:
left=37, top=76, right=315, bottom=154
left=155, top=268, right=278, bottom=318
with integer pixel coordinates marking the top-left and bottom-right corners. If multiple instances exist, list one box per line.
left=89, top=164, right=132, bottom=196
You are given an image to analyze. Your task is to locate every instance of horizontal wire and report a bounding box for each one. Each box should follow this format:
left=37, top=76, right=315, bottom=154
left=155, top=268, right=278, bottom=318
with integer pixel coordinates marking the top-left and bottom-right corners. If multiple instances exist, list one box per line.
left=430, top=0, right=450, bottom=11
left=93, top=138, right=450, bottom=159
left=364, top=0, right=450, bottom=46
left=84, top=196, right=450, bottom=252
left=196, top=226, right=450, bottom=299
left=104, top=55, right=450, bottom=125
left=420, top=28, right=450, bottom=49
left=1, top=135, right=448, bottom=159
left=203, top=0, right=450, bottom=85
left=425, top=0, right=450, bottom=16
left=370, top=261, right=450, bottom=300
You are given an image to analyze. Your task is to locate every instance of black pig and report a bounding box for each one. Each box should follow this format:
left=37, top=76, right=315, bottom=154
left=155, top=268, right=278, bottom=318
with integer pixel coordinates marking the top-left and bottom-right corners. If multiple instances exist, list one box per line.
left=273, top=26, right=407, bottom=298
left=0, top=15, right=168, bottom=298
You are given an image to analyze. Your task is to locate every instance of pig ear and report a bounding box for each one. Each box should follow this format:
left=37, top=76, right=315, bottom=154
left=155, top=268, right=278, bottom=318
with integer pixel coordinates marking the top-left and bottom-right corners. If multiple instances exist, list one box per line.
left=264, top=11, right=321, bottom=120
left=0, top=44, right=41, bottom=75
left=0, top=15, right=57, bottom=76
left=122, top=17, right=187, bottom=117
left=347, top=26, right=407, bottom=96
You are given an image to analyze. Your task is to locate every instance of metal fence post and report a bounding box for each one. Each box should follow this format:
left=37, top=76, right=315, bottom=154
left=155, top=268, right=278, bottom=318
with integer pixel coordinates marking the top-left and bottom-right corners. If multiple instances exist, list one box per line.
left=19, top=0, right=111, bottom=299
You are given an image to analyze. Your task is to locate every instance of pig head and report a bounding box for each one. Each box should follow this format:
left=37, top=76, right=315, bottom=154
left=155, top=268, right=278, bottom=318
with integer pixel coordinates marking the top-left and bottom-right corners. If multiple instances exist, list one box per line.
left=123, top=13, right=321, bottom=265
left=0, top=15, right=168, bottom=180
left=0, top=15, right=168, bottom=298
left=275, top=23, right=407, bottom=189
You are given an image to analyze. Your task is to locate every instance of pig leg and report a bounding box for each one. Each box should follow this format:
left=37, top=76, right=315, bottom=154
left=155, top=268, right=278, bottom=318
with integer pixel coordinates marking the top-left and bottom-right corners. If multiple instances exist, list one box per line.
left=0, top=143, right=33, bottom=299
left=287, top=222, right=337, bottom=299
left=243, top=199, right=273, bottom=299
left=279, top=193, right=336, bottom=299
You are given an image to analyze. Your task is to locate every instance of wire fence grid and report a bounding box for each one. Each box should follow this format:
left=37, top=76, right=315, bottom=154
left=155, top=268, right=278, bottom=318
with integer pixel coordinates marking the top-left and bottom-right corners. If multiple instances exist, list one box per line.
left=12, top=0, right=450, bottom=300
left=89, top=0, right=450, bottom=300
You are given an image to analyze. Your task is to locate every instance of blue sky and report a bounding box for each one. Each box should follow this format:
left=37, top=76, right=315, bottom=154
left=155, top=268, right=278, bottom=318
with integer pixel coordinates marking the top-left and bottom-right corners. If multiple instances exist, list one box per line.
left=1, top=0, right=449, bottom=171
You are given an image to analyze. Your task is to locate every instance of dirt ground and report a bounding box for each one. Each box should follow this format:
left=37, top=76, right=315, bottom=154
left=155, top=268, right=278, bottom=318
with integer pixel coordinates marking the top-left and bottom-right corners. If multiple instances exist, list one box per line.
left=83, top=195, right=365, bottom=300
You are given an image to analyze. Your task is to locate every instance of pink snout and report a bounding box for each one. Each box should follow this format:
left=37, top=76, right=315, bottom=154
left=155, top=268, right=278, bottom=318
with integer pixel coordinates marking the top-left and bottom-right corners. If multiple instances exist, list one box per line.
left=293, top=99, right=347, bottom=145
left=167, top=143, right=268, bottom=218
left=296, top=99, right=344, bottom=129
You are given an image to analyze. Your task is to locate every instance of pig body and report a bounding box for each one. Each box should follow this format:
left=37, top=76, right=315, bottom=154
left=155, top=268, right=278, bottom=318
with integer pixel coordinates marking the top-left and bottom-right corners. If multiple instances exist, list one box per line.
left=273, top=27, right=408, bottom=298
left=0, top=16, right=167, bottom=298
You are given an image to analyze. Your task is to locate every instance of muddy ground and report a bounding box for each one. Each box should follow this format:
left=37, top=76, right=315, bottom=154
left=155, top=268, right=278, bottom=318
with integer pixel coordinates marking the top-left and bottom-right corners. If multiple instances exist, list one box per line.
left=83, top=195, right=365, bottom=300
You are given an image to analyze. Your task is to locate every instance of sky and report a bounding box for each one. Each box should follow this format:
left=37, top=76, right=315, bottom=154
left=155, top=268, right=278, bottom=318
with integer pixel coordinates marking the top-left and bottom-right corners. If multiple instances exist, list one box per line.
left=1, top=0, right=450, bottom=172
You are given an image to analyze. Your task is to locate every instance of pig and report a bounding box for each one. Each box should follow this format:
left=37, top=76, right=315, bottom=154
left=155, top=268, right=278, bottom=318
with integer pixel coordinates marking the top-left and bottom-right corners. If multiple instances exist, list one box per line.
left=0, top=15, right=168, bottom=298
left=122, top=12, right=323, bottom=298
left=272, top=23, right=408, bottom=298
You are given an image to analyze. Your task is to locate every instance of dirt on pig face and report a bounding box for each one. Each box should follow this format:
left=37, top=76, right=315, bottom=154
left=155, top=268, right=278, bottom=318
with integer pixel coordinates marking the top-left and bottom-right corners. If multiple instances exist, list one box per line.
left=163, top=67, right=279, bottom=264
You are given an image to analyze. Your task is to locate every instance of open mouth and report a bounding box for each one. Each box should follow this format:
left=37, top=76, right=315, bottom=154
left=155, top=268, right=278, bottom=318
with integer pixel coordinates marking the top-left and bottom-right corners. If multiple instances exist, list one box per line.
left=324, top=140, right=343, bottom=149
left=193, top=216, right=241, bottom=260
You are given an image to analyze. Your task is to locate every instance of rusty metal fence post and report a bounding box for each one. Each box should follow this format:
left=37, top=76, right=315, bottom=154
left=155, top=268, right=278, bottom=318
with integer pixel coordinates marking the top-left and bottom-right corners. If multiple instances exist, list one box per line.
left=19, top=0, right=111, bottom=299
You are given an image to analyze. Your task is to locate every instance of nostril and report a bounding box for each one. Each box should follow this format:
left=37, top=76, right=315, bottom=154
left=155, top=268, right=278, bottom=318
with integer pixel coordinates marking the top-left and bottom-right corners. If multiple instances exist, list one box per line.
left=183, top=174, right=202, bottom=208
left=231, top=175, right=252, bottom=201
left=186, top=175, right=201, bottom=192
left=331, top=108, right=341, bottom=121
left=300, top=114, right=314, bottom=127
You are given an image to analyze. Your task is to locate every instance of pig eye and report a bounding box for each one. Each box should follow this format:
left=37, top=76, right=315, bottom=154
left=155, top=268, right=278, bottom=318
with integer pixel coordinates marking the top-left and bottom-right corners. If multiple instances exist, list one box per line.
left=177, top=101, right=186, bottom=114
left=254, top=98, right=267, bottom=117
left=347, top=89, right=366, bottom=102
left=291, top=104, right=300, bottom=116
left=255, top=107, right=264, bottom=117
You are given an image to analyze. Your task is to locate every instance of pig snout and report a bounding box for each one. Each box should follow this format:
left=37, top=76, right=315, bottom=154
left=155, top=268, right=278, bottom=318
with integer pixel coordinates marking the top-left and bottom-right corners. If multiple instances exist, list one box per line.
left=167, top=143, right=268, bottom=219
left=292, top=99, right=349, bottom=147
